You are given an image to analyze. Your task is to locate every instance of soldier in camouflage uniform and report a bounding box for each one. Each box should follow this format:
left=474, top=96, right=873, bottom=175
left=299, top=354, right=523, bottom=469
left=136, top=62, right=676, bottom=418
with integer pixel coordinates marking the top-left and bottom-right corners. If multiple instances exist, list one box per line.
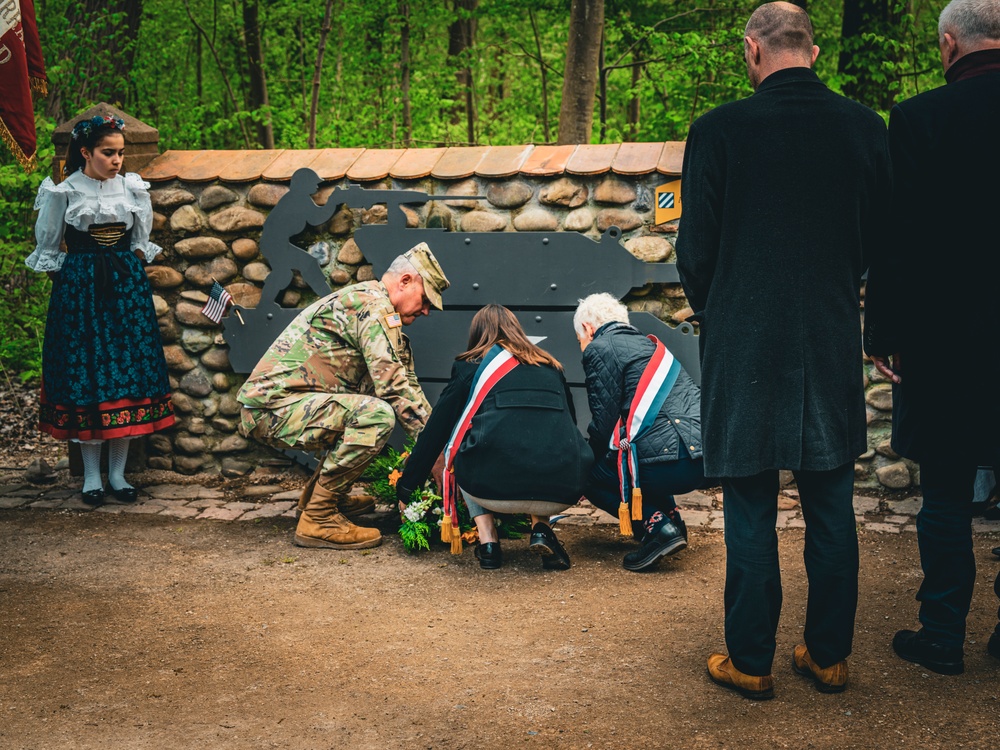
left=238, top=242, right=450, bottom=549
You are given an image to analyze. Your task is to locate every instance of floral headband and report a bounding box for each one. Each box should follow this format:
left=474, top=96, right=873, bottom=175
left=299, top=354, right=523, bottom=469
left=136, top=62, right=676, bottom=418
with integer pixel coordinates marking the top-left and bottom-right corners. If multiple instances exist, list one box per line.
left=71, top=115, right=125, bottom=141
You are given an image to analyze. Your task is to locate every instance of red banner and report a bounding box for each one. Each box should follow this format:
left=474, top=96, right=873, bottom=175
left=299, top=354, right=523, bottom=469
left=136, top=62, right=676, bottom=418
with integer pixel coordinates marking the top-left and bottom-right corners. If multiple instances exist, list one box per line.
left=0, top=0, right=48, bottom=172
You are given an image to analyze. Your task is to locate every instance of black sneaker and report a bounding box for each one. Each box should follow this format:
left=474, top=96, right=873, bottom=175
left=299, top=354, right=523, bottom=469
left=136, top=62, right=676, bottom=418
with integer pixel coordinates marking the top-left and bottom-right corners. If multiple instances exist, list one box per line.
left=892, top=629, right=964, bottom=675
left=474, top=542, right=503, bottom=570
left=622, top=516, right=688, bottom=571
left=528, top=523, right=571, bottom=570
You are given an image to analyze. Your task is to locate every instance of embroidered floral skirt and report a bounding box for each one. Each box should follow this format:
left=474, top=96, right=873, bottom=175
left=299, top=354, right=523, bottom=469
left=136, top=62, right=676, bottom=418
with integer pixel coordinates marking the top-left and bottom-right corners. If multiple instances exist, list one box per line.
left=39, top=246, right=175, bottom=441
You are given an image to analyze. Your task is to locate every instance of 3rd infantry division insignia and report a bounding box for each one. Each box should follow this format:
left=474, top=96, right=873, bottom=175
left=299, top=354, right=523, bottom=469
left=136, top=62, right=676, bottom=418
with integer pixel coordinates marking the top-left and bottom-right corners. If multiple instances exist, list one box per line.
left=655, top=179, right=682, bottom=225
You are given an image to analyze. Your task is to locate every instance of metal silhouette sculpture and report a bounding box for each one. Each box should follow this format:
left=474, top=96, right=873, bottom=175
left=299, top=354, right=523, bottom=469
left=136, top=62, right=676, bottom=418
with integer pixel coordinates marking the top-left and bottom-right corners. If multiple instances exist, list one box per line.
left=224, top=168, right=699, bottom=455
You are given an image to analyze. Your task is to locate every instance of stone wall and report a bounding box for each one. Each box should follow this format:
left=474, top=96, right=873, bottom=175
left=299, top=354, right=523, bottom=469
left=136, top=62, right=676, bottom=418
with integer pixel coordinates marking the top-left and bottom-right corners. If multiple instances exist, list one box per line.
left=141, top=166, right=907, bottom=491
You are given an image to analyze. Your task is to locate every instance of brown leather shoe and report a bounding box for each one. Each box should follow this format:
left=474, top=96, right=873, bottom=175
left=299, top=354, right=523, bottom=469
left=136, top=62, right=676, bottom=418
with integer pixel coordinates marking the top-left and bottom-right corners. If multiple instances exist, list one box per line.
left=294, top=482, right=382, bottom=549
left=792, top=645, right=847, bottom=693
left=707, top=653, right=774, bottom=700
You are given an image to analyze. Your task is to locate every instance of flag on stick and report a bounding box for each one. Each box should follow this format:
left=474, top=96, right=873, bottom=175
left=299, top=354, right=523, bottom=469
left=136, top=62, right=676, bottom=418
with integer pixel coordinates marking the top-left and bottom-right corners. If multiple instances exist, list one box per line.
left=201, top=281, right=233, bottom=323
left=0, top=0, right=48, bottom=172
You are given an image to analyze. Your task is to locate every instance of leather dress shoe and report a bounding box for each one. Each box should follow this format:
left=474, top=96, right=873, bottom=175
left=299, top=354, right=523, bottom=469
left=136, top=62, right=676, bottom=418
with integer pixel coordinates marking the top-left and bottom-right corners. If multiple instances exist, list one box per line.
left=992, top=546, right=1000, bottom=558
left=988, top=632, right=1000, bottom=660
left=707, top=653, right=774, bottom=700
left=528, top=523, right=571, bottom=570
left=792, top=645, right=848, bottom=693
left=81, top=488, right=105, bottom=507
left=623, top=516, right=687, bottom=571
left=474, top=542, right=503, bottom=570
left=892, top=629, right=964, bottom=675
left=108, top=486, right=139, bottom=504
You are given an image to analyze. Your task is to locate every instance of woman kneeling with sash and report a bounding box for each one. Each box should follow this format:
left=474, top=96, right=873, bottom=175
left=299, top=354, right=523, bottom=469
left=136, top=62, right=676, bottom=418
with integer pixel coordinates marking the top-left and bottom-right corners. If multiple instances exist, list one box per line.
left=575, top=293, right=705, bottom=571
left=396, top=305, right=592, bottom=570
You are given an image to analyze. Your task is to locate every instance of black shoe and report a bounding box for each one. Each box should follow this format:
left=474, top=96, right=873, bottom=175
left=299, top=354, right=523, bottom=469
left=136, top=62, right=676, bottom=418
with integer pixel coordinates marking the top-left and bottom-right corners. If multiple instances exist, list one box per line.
left=988, top=632, right=1000, bottom=660
left=108, top=486, right=139, bottom=504
left=474, top=542, right=503, bottom=570
left=992, top=546, right=1000, bottom=559
left=623, top=516, right=688, bottom=571
left=892, top=629, right=964, bottom=675
left=81, top=488, right=105, bottom=507
left=529, top=523, right=571, bottom=570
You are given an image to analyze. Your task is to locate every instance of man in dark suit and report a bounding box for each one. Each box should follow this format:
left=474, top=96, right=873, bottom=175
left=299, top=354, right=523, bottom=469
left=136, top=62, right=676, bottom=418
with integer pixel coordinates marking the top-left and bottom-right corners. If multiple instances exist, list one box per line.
left=676, top=1, right=891, bottom=698
left=864, top=0, right=1000, bottom=675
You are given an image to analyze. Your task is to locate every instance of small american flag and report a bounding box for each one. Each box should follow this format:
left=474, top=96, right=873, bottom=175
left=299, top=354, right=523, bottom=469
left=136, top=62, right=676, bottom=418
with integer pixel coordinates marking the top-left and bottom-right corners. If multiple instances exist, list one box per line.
left=201, top=281, right=233, bottom=323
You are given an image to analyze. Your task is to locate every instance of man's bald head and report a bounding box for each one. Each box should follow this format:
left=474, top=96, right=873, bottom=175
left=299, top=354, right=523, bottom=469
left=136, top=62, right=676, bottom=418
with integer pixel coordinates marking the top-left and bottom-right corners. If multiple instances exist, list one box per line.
left=746, top=2, right=815, bottom=55
left=743, top=2, right=819, bottom=88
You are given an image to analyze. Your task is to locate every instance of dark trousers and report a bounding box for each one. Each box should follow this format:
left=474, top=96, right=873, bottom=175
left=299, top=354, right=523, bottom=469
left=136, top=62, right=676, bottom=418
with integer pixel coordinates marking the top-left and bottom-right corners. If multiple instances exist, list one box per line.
left=722, top=463, right=857, bottom=676
left=914, top=457, right=979, bottom=647
left=586, top=450, right=705, bottom=524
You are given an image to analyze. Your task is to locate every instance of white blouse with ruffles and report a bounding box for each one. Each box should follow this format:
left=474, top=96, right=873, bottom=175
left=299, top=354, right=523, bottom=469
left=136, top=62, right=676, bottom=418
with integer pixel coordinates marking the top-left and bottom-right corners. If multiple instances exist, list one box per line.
left=26, top=170, right=163, bottom=273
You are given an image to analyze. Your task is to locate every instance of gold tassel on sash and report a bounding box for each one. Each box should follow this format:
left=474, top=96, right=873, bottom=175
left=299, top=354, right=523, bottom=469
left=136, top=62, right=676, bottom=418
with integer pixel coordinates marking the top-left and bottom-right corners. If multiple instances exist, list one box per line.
left=441, top=515, right=454, bottom=543
left=631, top=488, right=643, bottom=521
left=450, top=533, right=463, bottom=555
left=618, top=501, right=633, bottom=536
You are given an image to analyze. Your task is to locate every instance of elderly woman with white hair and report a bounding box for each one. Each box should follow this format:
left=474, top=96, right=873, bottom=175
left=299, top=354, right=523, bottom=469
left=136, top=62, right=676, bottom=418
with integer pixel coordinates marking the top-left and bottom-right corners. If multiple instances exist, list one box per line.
left=574, top=293, right=705, bottom=571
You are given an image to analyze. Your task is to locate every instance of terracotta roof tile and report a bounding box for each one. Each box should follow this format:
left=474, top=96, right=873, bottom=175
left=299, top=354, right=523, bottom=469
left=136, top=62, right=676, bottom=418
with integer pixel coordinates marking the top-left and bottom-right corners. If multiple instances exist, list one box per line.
left=389, top=148, right=448, bottom=180
left=431, top=146, right=490, bottom=179
left=179, top=150, right=243, bottom=182
left=612, top=142, right=663, bottom=176
left=657, top=141, right=686, bottom=175
left=218, top=149, right=284, bottom=182
left=308, top=148, right=366, bottom=180
left=261, top=149, right=327, bottom=181
left=566, top=143, right=621, bottom=176
left=475, top=145, right=533, bottom=178
left=520, top=144, right=577, bottom=176
left=346, top=148, right=406, bottom=181
left=141, top=150, right=199, bottom=182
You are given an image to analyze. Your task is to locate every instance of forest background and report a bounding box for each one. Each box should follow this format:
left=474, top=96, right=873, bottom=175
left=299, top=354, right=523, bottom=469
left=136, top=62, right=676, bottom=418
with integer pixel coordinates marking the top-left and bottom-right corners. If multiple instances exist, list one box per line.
left=0, top=0, right=946, bottom=381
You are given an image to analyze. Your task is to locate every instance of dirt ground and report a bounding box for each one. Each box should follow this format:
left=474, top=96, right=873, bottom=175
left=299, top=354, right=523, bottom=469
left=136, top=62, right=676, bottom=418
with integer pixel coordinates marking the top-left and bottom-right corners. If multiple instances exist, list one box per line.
left=1, top=503, right=998, bottom=750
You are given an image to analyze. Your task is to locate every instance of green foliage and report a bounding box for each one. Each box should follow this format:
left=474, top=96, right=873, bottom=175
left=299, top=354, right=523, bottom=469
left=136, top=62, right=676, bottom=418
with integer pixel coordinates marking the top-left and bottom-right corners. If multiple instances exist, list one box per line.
left=0, top=121, right=55, bottom=381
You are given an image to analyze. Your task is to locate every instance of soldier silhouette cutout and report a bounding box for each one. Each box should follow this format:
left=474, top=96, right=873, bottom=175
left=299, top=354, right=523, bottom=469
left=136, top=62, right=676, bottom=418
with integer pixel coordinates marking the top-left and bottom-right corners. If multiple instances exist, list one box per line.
left=258, top=167, right=338, bottom=305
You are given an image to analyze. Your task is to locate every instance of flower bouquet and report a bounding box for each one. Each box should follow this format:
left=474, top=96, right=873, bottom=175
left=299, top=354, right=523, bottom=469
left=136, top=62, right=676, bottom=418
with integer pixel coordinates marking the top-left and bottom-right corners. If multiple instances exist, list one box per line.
left=361, top=442, right=531, bottom=553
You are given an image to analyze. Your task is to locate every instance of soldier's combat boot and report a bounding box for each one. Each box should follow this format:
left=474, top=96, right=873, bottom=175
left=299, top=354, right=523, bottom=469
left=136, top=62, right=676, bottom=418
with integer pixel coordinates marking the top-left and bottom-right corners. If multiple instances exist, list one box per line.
left=294, top=482, right=382, bottom=550
left=338, top=494, right=376, bottom=520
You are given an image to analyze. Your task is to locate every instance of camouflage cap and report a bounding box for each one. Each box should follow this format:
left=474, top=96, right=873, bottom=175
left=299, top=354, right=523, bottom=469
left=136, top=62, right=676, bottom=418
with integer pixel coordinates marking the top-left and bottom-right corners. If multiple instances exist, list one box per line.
left=402, top=242, right=450, bottom=310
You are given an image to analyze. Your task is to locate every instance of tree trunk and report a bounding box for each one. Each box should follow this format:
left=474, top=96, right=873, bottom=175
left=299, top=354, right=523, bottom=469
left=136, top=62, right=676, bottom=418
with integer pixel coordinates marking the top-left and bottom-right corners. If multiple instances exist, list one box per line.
left=528, top=9, right=550, bottom=143
left=448, top=0, right=478, bottom=145
left=309, top=0, right=336, bottom=148
left=400, top=1, right=412, bottom=146
left=627, top=58, right=641, bottom=141
left=838, top=0, right=903, bottom=110
left=243, top=0, right=274, bottom=149
left=557, top=0, right=605, bottom=145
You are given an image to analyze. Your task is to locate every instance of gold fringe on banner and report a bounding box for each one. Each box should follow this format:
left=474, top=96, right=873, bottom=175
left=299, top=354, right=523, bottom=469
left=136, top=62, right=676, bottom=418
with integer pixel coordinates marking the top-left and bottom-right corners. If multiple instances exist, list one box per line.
left=0, top=118, right=37, bottom=173
left=29, top=77, right=48, bottom=95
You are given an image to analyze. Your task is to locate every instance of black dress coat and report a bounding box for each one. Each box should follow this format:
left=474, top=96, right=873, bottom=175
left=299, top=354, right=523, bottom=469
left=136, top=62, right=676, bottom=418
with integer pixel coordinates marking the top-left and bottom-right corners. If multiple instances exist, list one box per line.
left=676, top=67, right=891, bottom=478
left=864, top=50, right=1000, bottom=464
left=396, top=358, right=592, bottom=505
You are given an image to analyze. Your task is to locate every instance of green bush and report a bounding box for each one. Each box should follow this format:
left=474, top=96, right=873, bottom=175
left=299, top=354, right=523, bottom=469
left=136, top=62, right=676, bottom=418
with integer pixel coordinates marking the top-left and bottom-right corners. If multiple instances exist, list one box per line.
left=0, top=119, right=55, bottom=383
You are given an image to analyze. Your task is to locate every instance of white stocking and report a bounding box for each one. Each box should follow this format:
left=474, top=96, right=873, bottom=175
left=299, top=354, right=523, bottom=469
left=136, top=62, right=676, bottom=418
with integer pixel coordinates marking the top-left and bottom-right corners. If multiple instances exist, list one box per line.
left=108, top=437, right=133, bottom=491
left=80, top=441, right=103, bottom=493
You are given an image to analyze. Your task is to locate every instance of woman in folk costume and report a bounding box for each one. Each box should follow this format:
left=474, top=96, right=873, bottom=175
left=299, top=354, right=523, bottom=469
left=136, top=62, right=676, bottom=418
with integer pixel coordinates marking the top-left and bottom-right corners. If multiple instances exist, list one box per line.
left=575, top=293, right=704, bottom=571
left=27, top=115, right=174, bottom=506
left=396, top=304, right=592, bottom=570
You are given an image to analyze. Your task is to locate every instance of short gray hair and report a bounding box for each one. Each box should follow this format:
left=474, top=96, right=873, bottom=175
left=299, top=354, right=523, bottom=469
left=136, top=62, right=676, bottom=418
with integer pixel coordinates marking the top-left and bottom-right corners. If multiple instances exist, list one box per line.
left=384, top=255, right=418, bottom=276
left=573, top=293, right=629, bottom=337
left=939, top=0, right=1000, bottom=42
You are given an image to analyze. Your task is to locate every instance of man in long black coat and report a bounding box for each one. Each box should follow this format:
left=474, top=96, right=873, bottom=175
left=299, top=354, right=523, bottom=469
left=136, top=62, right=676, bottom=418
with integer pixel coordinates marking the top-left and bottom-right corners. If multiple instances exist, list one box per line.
left=864, top=0, right=1000, bottom=676
left=676, top=1, right=891, bottom=699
